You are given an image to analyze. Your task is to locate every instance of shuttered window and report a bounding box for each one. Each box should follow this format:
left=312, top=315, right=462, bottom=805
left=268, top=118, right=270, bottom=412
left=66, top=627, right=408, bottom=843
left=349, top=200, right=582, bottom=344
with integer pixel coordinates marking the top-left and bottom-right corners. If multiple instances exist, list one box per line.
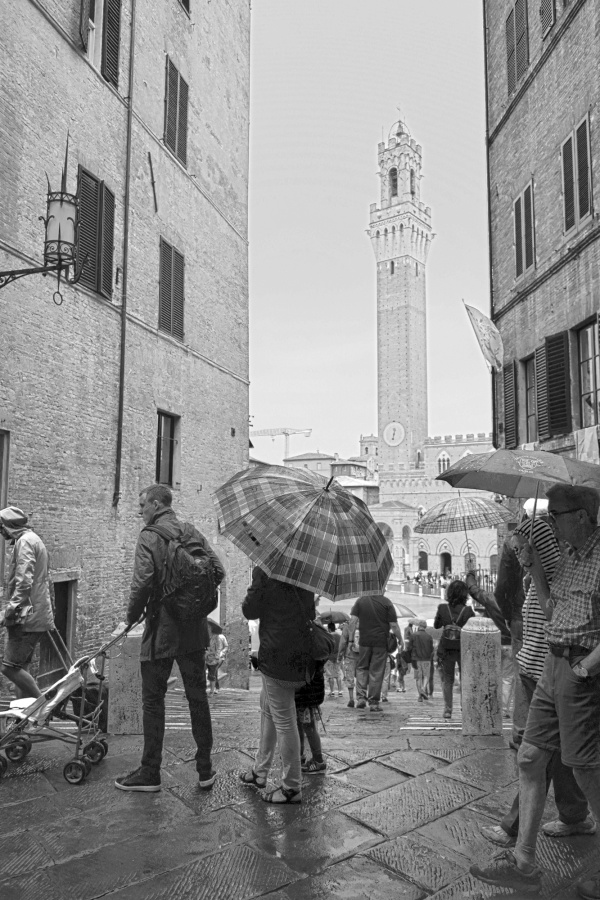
left=578, top=322, right=600, bottom=427
left=514, top=182, right=535, bottom=278
left=77, top=166, right=115, bottom=299
left=159, top=238, right=185, bottom=341
left=525, top=356, right=537, bottom=442
left=545, top=331, right=572, bottom=436
left=535, top=345, right=550, bottom=440
left=164, top=57, right=189, bottom=167
left=101, top=0, right=121, bottom=88
left=540, top=0, right=555, bottom=36
left=506, top=0, right=529, bottom=95
left=503, top=360, right=518, bottom=449
left=562, top=117, right=593, bottom=233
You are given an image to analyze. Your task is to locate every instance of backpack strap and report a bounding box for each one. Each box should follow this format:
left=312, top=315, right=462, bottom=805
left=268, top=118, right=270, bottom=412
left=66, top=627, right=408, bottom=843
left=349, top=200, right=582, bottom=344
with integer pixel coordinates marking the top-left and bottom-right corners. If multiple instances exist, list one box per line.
left=143, top=523, right=179, bottom=543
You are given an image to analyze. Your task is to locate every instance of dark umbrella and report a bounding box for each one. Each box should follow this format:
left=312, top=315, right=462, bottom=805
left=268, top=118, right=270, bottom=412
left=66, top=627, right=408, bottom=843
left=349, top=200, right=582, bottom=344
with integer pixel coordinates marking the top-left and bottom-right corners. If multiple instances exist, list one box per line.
left=317, top=608, right=350, bottom=625
left=207, top=619, right=223, bottom=634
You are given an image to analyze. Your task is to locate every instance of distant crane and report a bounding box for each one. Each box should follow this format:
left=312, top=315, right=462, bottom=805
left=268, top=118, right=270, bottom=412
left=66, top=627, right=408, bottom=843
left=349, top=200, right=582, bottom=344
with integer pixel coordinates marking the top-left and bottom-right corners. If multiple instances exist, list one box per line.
left=250, top=427, right=312, bottom=461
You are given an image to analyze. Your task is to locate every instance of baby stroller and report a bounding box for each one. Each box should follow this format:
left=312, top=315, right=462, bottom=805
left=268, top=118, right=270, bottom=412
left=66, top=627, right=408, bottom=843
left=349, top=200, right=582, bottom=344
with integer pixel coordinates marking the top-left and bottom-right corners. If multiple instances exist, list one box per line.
left=0, top=625, right=130, bottom=785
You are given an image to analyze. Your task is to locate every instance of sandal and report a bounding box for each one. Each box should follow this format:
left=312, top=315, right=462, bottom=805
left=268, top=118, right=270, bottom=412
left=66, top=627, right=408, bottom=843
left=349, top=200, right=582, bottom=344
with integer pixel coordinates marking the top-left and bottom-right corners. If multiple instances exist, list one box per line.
left=239, top=770, right=267, bottom=788
left=261, top=786, right=301, bottom=804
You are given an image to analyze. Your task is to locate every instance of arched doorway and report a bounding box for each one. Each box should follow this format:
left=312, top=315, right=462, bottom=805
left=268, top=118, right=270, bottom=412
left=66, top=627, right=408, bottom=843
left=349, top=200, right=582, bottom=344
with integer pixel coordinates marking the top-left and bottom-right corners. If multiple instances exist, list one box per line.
left=418, top=550, right=428, bottom=570
left=490, top=553, right=499, bottom=574
left=464, top=553, right=476, bottom=572
left=440, top=552, right=452, bottom=575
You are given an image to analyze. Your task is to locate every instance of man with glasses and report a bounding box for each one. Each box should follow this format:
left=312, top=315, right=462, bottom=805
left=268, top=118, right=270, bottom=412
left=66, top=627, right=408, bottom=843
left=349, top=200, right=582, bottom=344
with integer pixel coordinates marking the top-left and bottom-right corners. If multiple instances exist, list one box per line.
left=472, top=484, right=600, bottom=898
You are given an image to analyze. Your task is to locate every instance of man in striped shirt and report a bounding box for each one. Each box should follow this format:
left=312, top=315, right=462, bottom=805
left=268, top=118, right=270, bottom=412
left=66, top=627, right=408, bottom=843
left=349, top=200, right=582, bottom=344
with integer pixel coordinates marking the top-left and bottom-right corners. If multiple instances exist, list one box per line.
left=473, top=485, right=600, bottom=897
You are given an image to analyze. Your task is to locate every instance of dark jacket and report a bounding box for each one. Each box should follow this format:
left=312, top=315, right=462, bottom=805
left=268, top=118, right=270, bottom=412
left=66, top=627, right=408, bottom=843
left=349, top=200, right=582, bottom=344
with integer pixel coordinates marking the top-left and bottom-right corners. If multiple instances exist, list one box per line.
left=295, top=661, right=325, bottom=709
left=407, top=629, right=434, bottom=661
left=241, top=567, right=314, bottom=683
left=494, top=536, right=525, bottom=625
left=126, top=508, right=225, bottom=662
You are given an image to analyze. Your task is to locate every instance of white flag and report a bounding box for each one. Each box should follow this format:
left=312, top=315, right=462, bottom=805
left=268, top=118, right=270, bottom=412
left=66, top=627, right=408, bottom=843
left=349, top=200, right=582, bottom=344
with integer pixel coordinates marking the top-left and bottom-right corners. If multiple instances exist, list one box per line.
left=464, top=302, right=504, bottom=370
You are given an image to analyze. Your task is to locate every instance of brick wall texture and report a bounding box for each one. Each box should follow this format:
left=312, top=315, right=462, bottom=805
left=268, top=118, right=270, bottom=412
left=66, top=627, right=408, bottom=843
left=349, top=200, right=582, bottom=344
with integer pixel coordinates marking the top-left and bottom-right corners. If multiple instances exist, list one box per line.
left=0, top=0, right=252, bottom=685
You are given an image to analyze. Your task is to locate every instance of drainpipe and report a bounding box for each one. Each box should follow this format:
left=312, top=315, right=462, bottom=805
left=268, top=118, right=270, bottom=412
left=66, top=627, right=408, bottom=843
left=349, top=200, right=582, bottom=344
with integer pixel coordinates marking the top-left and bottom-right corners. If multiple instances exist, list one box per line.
left=113, top=0, right=137, bottom=506
left=482, top=1, right=498, bottom=448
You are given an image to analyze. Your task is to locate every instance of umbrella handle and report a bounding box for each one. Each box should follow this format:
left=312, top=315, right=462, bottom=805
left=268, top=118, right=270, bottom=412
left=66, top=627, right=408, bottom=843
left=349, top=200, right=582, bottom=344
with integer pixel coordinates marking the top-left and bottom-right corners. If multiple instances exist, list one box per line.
left=529, top=483, right=539, bottom=541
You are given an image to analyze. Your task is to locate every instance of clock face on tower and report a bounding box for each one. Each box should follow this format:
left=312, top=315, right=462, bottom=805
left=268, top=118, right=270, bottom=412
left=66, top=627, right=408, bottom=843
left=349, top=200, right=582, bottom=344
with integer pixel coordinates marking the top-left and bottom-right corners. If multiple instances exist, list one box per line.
left=383, top=421, right=406, bottom=447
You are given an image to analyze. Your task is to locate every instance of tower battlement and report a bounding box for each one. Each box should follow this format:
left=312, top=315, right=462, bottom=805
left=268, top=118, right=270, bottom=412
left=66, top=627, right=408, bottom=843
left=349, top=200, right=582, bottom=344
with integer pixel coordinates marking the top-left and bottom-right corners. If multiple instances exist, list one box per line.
left=426, top=433, right=493, bottom=445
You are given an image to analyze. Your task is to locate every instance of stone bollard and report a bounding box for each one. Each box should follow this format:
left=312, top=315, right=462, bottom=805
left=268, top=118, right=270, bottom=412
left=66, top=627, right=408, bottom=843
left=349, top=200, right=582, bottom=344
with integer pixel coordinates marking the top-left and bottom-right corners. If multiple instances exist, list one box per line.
left=108, top=622, right=144, bottom=734
left=461, top=617, right=502, bottom=736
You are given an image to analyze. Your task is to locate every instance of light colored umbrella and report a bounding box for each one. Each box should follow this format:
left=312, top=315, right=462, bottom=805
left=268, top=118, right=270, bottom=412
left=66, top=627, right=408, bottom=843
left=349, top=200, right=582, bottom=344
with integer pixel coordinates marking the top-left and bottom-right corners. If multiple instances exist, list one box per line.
left=414, top=496, right=511, bottom=534
left=213, top=465, right=394, bottom=601
left=316, top=608, right=350, bottom=624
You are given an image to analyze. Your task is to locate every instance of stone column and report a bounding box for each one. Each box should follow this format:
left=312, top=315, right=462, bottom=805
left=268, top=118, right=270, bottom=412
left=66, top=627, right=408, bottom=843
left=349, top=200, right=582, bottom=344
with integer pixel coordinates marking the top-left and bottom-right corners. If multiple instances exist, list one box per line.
left=461, top=617, right=502, bottom=736
left=107, top=623, right=144, bottom=734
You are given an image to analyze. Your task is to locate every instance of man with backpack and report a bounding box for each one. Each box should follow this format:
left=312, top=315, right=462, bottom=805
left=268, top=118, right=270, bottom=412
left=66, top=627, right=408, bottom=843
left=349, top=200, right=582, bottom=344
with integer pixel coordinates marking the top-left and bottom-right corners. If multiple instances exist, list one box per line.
left=434, top=580, right=475, bottom=719
left=115, top=484, right=225, bottom=793
left=349, top=594, right=403, bottom=712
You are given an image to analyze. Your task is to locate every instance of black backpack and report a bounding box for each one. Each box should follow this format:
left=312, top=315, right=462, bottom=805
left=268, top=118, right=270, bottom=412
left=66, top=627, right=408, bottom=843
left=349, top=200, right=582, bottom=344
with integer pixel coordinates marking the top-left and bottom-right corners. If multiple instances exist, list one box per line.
left=439, top=604, right=468, bottom=652
left=144, top=522, right=218, bottom=622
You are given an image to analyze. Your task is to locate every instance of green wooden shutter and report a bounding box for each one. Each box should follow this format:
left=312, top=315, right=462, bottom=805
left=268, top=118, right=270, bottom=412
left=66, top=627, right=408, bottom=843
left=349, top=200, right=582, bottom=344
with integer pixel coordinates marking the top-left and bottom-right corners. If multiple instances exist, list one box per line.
left=576, top=119, right=591, bottom=221
left=515, top=0, right=529, bottom=82
left=99, top=184, right=115, bottom=299
left=545, top=331, right=572, bottom=437
left=503, top=360, right=518, bottom=449
left=159, top=238, right=173, bottom=333
left=77, top=167, right=100, bottom=291
left=540, top=0, right=555, bottom=36
left=506, top=8, right=516, bottom=95
left=524, top=184, right=534, bottom=270
left=101, top=0, right=121, bottom=88
left=172, top=249, right=185, bottom=340
left=165, top=58, right=179, bottom=156
left=535, top=345, right=550, bottom=440
left=514, top=196, right=523, bottom=276
left=79, top=0, right=92, bottom=50
left=562, top=136, right=576, bottom=231
left=177, top=75, right=188, bottom=166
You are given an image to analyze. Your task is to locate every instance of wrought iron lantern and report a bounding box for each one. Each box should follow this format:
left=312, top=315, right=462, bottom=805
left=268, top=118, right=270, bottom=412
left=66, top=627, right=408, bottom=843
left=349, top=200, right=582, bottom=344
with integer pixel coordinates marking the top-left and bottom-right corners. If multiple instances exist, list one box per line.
left=0, top=135, right=85, bottom=304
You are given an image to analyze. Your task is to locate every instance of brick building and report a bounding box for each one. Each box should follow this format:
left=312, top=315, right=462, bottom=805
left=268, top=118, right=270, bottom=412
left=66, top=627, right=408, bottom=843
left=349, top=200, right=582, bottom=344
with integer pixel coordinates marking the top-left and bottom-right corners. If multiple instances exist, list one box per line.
left=0, top=0, right=251, bottom=685
left=483, top=0, right=600, bottom=460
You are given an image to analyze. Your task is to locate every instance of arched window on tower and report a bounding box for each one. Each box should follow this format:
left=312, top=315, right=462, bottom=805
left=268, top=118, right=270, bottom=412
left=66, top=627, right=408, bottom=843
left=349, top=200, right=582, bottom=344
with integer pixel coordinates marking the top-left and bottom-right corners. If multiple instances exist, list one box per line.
left=410, top=168, right=416, bottom=195
left=438, top=452, right=450, bottom=474
left=389, top=168, right=398, bottom=198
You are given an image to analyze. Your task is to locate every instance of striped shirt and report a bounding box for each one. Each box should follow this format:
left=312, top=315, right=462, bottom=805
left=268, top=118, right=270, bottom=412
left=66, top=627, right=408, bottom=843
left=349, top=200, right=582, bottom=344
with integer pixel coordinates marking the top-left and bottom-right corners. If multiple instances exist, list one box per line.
left=546, top=527, right=600, bottom=651
left=515, top=518, right=559, bottom=682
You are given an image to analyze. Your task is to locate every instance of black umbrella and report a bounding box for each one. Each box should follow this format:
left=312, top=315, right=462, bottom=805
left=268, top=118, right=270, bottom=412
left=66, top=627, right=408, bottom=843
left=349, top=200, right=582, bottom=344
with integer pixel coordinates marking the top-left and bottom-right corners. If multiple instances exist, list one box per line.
left=317, top=608, right=350, bottom=625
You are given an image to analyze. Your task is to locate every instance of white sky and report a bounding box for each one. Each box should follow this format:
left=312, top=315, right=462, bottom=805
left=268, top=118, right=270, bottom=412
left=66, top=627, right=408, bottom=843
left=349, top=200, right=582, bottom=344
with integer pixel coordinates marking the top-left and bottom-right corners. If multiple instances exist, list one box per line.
left=248, top=0, right=492, bottom=465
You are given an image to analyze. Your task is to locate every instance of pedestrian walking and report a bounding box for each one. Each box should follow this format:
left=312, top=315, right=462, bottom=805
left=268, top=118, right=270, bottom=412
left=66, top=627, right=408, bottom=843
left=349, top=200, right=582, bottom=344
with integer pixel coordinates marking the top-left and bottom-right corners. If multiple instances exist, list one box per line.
left=395, top=647, right=408, bottom=692
left=434, top=580, right=475, bottom=719
left=239, top=566, right=314, bottom=804
left=115, top=485, right=224, bottom=794
left=0, top=507, right=54, bottom=700
left=349, top=593, right=402, bottom=712
left=338, top=617, right=360, bottom=707
left=296, top=660, right=327, bottom=774
left=323, top=622, right=343, bottom=697
left=206, top=630, right=228, bottom=696
left=407, top=620, right=433, bottom=701
left=380, top=653, right=394, bottom=701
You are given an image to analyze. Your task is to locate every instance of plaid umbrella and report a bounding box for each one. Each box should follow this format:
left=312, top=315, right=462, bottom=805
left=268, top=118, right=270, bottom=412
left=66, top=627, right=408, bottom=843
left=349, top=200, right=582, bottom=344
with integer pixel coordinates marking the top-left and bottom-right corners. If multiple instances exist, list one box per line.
left=436, top=449, right=600, bottom=498
left=213, top=465, right=394, bottom=600
left=414, top=496, right=511, bottom=534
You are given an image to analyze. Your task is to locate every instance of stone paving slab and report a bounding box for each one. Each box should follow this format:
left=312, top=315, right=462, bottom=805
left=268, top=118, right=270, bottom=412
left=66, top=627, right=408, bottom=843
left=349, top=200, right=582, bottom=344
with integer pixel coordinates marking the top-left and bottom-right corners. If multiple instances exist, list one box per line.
left=266, top=854, right=426, bottom=900
left=0, top=771, right=56, bottom=805
left=236, top=776, right=368, bottom=830
left=42, top=750, right=142, bottom=792
left=164, top=750, right=262, bottom=813
left=414, top=807, right=503, bottom=866
left=250, top=809, right=382, bottom=875
left=378, top=749, right=445, bottom=776
left=330, top=761, right=409, bottom=793
left=365, top=833, right=470, bottom=893
left=0, top=831, right=55, bottom=880
left=439, top=749, right=519, bottom=793
left=94, top=843, right=301, bottom=900
left=342, top=772, right=485, bottom=838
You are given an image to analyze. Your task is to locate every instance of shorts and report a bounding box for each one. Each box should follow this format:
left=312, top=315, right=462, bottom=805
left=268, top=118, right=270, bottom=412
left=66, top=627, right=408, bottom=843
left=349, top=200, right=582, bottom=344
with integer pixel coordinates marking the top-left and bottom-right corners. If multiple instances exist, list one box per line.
left=324, top=660, right=343, bottom=681
left=523, top=651, right=600, bottom=769
left=3, top=626, right=43, bottom=669
left=343, top=656, right=358, bottom=686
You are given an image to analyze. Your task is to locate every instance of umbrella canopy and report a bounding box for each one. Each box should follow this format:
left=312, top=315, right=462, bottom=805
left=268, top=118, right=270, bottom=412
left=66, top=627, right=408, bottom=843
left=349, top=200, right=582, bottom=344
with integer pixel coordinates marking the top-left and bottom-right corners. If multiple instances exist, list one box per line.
left=414, top=496, right=511, bottom=534
left=207, top=619, right=223, bottom=634
left=437, top=449, right=600, bottom=498
left=213, top=465, right=394, bottom=601
left=317, top=609, right=350, bottom=625
left=393, top=601, right=418, bottom=618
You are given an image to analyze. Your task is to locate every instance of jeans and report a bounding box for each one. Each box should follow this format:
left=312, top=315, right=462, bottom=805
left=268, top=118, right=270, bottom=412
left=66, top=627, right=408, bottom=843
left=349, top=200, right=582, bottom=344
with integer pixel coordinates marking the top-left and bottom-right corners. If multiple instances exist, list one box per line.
left=254, top=674, right=302, bottom=793
left=141, top=651, right=212, bottom=778
left=356, top=646, right=388, bottom=705
left=439, top=651, right=460, bottom=714
left=381, top=658, right=391, bottom=699
left=415, top=660, right=431, bottom=698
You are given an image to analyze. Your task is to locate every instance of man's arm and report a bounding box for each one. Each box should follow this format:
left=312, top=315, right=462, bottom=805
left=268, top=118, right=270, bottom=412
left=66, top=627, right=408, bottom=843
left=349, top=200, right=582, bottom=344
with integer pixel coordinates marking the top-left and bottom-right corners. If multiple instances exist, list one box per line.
left=390, top=622, right=402, bottom=642
left=516, top=539, right=552, bottom=619
left=241, top=567, right=265, bottom=620
left=126, top=534, right=157, bottom=625
left=6, top=536, right=35, bottom=619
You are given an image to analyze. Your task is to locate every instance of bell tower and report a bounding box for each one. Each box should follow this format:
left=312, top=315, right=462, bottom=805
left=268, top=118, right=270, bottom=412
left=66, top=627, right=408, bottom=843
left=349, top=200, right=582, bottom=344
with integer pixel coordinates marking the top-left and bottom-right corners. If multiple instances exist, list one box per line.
left=369, top=120, right=433, bottom=499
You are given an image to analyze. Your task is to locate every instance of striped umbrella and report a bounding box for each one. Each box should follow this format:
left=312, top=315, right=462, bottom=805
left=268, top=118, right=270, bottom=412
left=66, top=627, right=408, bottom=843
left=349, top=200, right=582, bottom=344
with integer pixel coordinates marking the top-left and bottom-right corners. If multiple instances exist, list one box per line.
left=414, top=496, right=512, bottom=534
left=213, top=465, right=393, bottom=601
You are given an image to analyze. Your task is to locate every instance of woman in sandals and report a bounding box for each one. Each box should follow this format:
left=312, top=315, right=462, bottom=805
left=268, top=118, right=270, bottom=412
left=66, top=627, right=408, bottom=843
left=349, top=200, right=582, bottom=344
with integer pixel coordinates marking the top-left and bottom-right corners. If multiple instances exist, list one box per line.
left=296, top=660, right=326, bottom=774
left=239, top=566, right=315, bottom=804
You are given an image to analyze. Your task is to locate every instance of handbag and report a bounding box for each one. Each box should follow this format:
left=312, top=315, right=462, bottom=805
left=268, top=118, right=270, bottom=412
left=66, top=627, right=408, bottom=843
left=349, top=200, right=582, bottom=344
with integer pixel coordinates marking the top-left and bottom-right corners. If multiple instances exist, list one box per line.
left=294, top=589, right=335, bottom=661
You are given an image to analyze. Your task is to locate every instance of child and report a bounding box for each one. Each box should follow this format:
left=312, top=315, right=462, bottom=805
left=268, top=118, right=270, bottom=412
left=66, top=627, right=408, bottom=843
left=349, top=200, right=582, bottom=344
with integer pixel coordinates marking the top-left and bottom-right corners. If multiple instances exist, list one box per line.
left=206, top=630, right=228, bottom=696
left=295, top=661, right=327, bottom=774
left=323, top=622, right=343, bottom=697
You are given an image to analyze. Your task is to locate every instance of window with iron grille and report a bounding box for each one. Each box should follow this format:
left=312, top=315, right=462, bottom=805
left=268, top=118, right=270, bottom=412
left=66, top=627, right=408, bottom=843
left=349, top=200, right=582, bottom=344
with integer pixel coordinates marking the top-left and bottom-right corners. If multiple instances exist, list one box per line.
left=156, top=412, right=179, bottom=486
left=562, top=116, right=592, bottom=233
left=514, top=182, right=535, bottom=278
left=506, top=0, right=529, bottom=96
left=159, top=238, right=185, bottom=341
left=540, top=0, right=555, bottom=36
left=524, top=356, right=537, bottom=442
left=578, top=322, right=600, bottom=427
left=164, top=57, right=188, bottom=166
left=77, top=166, right=115, bottom=299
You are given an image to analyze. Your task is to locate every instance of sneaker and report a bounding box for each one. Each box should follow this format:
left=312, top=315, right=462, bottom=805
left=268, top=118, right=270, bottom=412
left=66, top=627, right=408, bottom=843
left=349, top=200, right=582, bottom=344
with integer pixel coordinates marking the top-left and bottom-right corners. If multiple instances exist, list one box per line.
left=577, top=875, right=600, bottom=899
left=543, top=816, right=596, bottom=838
left=198, top=769, right=217, bottom=790
left=481, top=824, right=516, bottom=848
left=115, top=767, right=161, bottom=793
left=443, top=710, right=451, bottom=719
left=356, top=701, right=366, bottom=709
left=302, top=759, right=327, bottom=774
left=328, top=692, right=335, bottom=698
left=418, top=696, right=423, bottom=703
left=470, top=850, right=542, bottom=892
left=381, top=697, right=389, bottom=702
left=337, top=691, right=343, bottom=696
left=370, top=704, right=383, bottom=712
left=347, top=699, right=355, bottom=708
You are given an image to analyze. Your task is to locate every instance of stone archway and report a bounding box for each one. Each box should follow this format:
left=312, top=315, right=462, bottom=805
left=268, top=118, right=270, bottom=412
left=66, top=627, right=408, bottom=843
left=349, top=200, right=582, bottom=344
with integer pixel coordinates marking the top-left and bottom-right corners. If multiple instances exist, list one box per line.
left=440, top=551, right=452, bottom=575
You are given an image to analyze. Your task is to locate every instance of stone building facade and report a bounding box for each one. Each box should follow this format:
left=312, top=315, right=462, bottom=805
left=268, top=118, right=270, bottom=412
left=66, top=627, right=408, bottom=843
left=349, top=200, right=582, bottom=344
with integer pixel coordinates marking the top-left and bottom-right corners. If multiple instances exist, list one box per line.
left=483, top=0, right=600, bottom=461
left=0, top=0, right=251, bottom=685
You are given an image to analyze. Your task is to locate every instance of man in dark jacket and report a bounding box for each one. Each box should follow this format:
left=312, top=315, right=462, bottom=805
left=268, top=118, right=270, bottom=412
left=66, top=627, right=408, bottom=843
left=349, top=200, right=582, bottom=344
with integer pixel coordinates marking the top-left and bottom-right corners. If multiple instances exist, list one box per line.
left=115, top=484, right=225, bottom=793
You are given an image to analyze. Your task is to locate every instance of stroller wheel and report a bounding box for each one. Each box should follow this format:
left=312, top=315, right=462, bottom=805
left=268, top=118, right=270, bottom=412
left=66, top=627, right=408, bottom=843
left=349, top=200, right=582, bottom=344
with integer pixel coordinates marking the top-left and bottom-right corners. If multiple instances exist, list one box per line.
left=0, top=756, right=7, bottom=777
left=100, top=739, right=109, bottom=756
left=82, top=757, right=92, bottom=776
left=83, top=741, right=105, bottom=764
left=5, top=737, right=32, bottom=763
left=63, top=759, right=87, bottom=785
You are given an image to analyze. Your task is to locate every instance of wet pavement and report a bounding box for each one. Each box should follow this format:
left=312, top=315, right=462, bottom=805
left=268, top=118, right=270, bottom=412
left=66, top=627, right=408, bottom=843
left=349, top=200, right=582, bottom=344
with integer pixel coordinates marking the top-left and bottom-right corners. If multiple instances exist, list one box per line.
left=0, top=673, right=598, bottom=899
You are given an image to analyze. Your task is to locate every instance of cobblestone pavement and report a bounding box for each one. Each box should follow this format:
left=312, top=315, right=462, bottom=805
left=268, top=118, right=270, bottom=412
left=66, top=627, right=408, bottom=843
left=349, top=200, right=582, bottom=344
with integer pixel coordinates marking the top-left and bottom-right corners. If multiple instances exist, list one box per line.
left=0, top=671, right=597, bottom=899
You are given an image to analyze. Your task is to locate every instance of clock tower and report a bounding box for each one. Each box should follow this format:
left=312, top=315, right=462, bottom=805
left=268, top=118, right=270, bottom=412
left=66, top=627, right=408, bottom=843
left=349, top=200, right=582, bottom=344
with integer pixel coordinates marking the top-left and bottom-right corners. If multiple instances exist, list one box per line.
left=369, top=120, right=433, bottom=499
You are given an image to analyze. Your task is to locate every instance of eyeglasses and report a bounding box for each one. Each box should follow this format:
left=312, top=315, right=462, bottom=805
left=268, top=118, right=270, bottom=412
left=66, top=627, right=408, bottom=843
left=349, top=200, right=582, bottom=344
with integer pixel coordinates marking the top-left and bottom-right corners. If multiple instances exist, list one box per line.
left=548, top=508, right=583, bottom=523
